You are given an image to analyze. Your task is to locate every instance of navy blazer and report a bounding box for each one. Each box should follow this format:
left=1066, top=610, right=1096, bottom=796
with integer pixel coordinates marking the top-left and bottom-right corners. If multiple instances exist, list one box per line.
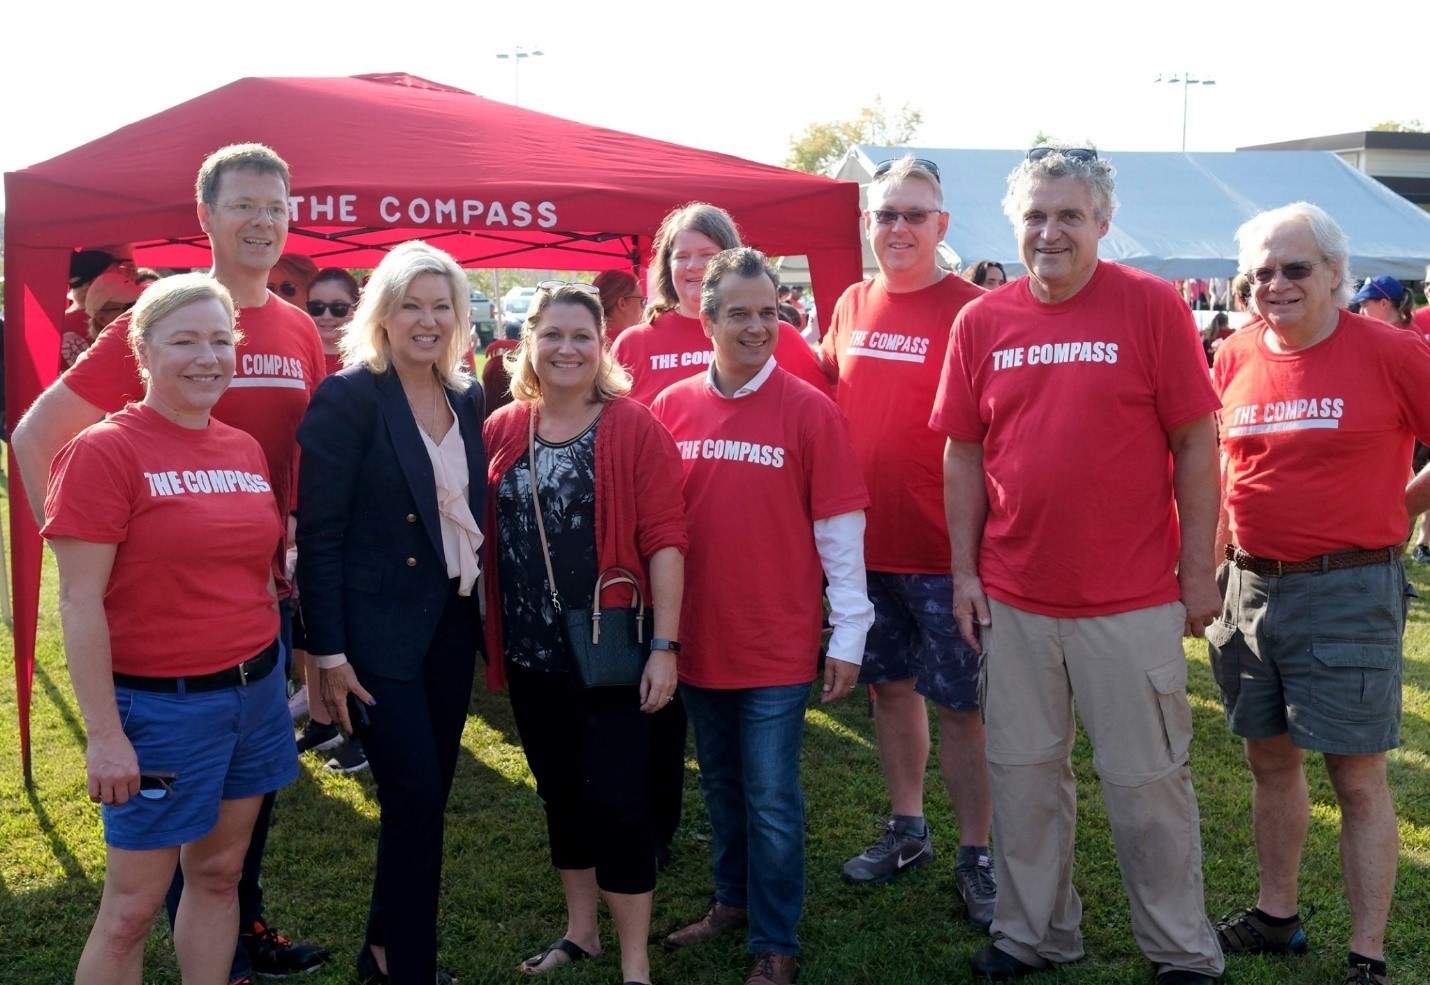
left=295, top=365, right=487, bottom=682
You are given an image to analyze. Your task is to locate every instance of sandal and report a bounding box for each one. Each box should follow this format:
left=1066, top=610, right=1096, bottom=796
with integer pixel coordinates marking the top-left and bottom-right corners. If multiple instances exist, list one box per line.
left=518, top=938, right=596, bottom=976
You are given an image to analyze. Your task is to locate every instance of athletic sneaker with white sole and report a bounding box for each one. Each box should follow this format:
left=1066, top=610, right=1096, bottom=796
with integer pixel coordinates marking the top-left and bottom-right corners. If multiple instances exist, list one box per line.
left=841, top=818, right=933, bottom=884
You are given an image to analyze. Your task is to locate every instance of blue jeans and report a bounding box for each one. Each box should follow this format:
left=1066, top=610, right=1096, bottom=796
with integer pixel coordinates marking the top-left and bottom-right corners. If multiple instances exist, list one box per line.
left=681, top=682, right=809, bottom=956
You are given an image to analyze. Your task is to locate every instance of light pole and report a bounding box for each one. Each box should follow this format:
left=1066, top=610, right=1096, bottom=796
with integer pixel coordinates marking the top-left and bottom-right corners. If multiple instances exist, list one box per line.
left=495, top=45, right=544, bottom=106
left=1155, top=73, right=1216, bottom=152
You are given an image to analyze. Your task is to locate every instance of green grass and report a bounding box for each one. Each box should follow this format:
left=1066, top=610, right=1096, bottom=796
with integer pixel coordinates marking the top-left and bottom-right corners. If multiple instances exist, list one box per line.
left=3, top=460, right=1429, bottom=983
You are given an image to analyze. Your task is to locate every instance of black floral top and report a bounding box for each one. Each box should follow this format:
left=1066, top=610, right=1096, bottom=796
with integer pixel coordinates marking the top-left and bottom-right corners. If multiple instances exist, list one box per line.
left=496, top=416, right=600, bottom=672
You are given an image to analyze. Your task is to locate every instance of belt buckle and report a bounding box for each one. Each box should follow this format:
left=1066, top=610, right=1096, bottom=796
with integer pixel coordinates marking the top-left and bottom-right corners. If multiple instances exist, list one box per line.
left=238, top=661, right=249, bottom=686
left=1275, top=559, right=1285, bottom=577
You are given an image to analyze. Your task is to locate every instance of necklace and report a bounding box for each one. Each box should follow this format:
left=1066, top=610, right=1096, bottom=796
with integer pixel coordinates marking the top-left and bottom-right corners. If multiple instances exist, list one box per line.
left=406, top=379, right=447, bottom=441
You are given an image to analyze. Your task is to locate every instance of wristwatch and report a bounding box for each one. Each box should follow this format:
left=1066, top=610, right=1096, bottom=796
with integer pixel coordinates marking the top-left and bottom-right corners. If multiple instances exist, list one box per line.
left=649, top=638, right=681, bottom=654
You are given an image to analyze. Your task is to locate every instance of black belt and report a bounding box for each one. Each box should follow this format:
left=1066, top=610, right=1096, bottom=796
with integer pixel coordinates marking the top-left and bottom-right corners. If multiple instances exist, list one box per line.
left=1224, top=544, right=1403, bottom=577
left=113, top=640, right=279, bottom=693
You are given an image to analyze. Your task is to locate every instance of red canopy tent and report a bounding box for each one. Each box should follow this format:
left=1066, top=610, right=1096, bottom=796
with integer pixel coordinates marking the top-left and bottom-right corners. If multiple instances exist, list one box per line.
left=3, top=72, right=863, bottom=782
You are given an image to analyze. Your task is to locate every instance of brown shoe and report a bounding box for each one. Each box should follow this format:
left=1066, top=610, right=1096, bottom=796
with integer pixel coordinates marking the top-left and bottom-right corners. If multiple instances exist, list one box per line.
left=662, top=900, right=747, bottom=950
left=745, top=952, right=798, bottom=985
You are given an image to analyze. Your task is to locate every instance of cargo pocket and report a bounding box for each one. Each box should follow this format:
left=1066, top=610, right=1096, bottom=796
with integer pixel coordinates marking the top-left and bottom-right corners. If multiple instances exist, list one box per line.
left=1309, top=641, right=1402, bottom=723
left=1203, top=620, right=1241, bottom=702
left=1147, top=658, right=1193, bottom=765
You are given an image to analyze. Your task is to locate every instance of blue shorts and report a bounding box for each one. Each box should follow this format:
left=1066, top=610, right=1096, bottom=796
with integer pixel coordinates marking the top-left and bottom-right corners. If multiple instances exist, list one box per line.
left=102, top=644, right=299, bottom=851
left=857, top=572, right=980, bottom=711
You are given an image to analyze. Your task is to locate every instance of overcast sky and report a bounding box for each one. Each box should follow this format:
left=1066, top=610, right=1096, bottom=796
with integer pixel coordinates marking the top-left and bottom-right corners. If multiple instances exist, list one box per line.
left=5, top=0, right=1427, bottom=213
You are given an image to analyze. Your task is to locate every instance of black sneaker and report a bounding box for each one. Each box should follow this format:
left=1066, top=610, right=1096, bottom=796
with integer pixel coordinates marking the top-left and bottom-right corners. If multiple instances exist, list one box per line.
left=841, top=818, right=933, bottom=884
left=955, top=845, right=997, bottom=931
left=295, top=719, right=341, bottom=755
left=325, top=738, right=369, bottom=774
left=239, top=918, right=329, bottom=976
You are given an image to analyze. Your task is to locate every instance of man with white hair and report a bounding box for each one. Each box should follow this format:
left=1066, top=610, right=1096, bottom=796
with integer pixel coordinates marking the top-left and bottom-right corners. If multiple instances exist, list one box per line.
left=931, top=146, right=1223, bottom=983
left=1207, top=203, right=1430, bottom=985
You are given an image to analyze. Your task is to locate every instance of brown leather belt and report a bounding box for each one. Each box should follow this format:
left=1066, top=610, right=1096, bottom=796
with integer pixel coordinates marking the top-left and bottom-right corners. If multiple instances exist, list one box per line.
left=1224, top=544, right=1403, bottom=577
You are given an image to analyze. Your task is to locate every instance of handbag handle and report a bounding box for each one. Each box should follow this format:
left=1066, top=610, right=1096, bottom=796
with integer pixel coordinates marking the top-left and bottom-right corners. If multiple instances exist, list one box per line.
left=590, top=567, right=646, bottom=645
left=527, top=410, right=564, bottom=615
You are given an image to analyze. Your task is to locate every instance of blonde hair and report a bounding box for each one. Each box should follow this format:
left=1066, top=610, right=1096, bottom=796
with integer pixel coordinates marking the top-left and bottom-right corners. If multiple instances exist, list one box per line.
left=506, top=286, right=631, bottom=404
left=127, top=273, right=239, bottom=364
left=339, top=241, right=473, bottom=387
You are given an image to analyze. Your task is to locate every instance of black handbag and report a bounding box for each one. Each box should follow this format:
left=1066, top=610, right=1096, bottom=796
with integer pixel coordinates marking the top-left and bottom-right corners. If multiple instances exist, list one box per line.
left=527, top=412, right=649, bottom=688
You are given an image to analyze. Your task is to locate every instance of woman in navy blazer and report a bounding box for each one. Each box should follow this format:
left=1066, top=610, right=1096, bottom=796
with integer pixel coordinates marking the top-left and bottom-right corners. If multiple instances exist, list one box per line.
left=296, top=242, right=485, bottom=985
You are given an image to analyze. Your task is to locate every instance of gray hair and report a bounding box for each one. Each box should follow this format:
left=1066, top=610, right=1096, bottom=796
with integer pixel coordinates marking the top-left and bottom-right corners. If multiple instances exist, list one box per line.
left=1002, top=146, right=1118, bottom=225
left=869, top=155, right=944, bottom=210
left=1235, top=202, right=1352, bottom=308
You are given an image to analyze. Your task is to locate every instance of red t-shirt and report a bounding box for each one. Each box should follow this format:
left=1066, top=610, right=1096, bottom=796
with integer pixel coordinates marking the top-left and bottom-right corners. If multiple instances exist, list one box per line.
left=1413, top=306, right=1430, bottom=342
left=611, top=309, right=833, bottom=406
left=42, top=403, right=282, bottom=677
left=323, top=351, right=343, bottom=378
left=64, top=292, right=324, bottom=595
left=651, top=368, right=869, bottom=688
left=821, top=275, right=985, bottom=573
left=1214, top=310, right=1430, bottom=560
left=930, top=262, right=1220, bottom=617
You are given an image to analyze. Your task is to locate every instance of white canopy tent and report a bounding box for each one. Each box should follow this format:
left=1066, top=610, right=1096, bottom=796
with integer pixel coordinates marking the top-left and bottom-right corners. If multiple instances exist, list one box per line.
left=782, top=145, right=1430, bottom=284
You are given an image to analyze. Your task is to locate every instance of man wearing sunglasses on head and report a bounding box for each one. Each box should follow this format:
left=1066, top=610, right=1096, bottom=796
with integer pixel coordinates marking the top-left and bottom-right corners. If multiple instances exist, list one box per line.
left=1206, top=204, right=1430, bottom=985
left=930, top=146, right=1223, bottom=984
left=816, top=156, right=998, bottom=931
left=12, top=142, right=328, bottom=985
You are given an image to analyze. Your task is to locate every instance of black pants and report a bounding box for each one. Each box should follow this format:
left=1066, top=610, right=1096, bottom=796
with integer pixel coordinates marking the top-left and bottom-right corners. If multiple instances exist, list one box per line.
left=361, top=582, right=478, bottom=984
left=507, top=662, right=656, bottom=895
left=646, top=693, right=686, bottom=848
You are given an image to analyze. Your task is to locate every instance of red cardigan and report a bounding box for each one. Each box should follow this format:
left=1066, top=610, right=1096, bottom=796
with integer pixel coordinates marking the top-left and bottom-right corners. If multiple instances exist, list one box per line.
left=481, top=396, right=689, bottom=690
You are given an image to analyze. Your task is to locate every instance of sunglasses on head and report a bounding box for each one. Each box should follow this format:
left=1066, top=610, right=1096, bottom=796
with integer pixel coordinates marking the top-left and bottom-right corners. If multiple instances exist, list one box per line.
left=1026, top=147, right=1099, bottom=163
left=537, top=280, right=601, bottom=297
left=268, top=281, right=298, bottom=298
left=307, top=300, right=352, bottom=317
left=138, top=771, right=176, bottom=801
left=1245, top=259, right=1326, bottom=285
left=873, top=157, right=942, bottom=183
left=868, top=209, right=940, bottom=226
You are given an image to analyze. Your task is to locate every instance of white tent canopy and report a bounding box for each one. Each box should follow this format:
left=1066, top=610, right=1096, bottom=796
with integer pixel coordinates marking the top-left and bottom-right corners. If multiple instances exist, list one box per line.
left=797, top=145, right=1430, bottom=282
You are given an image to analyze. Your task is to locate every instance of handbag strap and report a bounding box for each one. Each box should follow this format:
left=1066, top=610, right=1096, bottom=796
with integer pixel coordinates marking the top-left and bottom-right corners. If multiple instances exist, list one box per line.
left=527, top=410, right=564, bottom=614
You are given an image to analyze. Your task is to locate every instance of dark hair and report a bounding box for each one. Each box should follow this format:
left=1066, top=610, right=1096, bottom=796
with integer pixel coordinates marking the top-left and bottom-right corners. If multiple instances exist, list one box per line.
left=700, top=248, right=779, bottom=321
left=592, top=269, right=639, bottom=319
left=646, top=203, right=741, bottom=320
left=312, top=267, right=360, bottom=301
left=195, top=143, right=291, bottom=206
left=963, top=260, right=1006, bottom=287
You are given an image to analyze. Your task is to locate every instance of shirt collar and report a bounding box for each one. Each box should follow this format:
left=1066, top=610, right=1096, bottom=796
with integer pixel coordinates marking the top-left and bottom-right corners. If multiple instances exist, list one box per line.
left=703, top=355, right=778, bottom=399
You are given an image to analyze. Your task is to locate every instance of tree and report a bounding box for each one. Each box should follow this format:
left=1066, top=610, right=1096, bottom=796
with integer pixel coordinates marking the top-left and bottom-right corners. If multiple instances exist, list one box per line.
left=1371, top=119, right=1425, bottom=133
left=784, top=98, right=922, bottom=175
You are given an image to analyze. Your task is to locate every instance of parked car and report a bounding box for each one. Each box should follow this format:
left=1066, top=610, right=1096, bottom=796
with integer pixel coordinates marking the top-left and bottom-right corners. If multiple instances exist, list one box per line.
left=501, top=288, right=536, bottom=339
left=470, top=291, right=498, bottom=347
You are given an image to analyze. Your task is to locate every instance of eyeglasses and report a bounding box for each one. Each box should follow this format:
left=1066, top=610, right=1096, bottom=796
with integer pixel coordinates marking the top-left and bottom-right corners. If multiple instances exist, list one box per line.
left=218, top=201, right=290, bottom=222
left=307, top=300, right=352, bottom=317
left=868, top=209, right=941, bottom=226
left=1245, top=259, right=1327, bottom=285
left=874, top=158, right=942, bottom=183
left=1026, top=147, right=1099, bottom=163
left=138, top=771, right=176, bottom=801
left=268, top=281, right=298, bottom=298
left=98, top=301, right=136, bottom=316
left=537, top=280, right=601, bottom=296
left=625, top=294, right=648, bottom=305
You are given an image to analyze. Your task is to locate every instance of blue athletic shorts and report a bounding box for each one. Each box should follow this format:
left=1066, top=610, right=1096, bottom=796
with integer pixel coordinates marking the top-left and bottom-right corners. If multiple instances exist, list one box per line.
left=857, top=572, right=980, bottom=711
left=101, top=644, right=299, bottom=851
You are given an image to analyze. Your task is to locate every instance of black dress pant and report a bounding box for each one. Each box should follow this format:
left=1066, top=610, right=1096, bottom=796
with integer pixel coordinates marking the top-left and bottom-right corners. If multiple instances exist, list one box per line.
left=362, top=582, right=477, bottom=984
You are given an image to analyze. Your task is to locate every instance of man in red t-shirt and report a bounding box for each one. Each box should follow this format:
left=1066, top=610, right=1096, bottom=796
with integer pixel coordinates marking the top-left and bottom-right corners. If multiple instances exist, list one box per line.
left=931, top=148, right=1223, bottom=984
left=817, top=156, right=997, bottom=928
left=1207, top=205, right=1430, bottom=985
left=11, top=142, right=328, bottom=982
left=653, top=249, right=871, bottom=985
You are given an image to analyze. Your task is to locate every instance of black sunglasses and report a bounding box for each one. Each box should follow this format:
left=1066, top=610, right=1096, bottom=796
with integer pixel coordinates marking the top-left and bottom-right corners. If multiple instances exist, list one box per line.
left=868, top=209, right=941, bottom=226
left=269, top=281, right=298, bottom=298
left=1026, top=147, right=1099, bottom=163
left=1245, top=260, right=1327, bottom=286
left=874, top=157, right=942, bottom=183
left=139, top=771, right=177, bottom=801
left=307, top=300, right=352, bottom=317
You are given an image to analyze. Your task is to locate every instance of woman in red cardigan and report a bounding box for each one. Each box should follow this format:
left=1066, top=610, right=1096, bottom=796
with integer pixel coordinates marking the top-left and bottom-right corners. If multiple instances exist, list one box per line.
left=482, top=283, right=686, bottom=985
